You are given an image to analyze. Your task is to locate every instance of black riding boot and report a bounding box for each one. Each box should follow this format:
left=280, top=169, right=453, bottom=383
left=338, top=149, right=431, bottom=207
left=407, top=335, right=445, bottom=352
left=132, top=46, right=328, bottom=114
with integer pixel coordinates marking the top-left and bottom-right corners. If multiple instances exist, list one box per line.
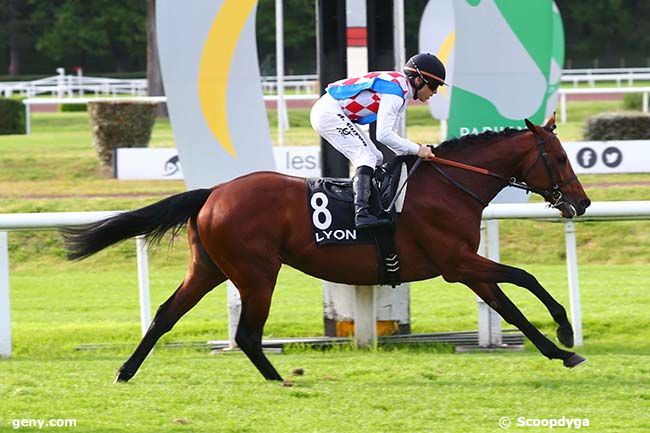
left=353, top=166, right=391, bottom=229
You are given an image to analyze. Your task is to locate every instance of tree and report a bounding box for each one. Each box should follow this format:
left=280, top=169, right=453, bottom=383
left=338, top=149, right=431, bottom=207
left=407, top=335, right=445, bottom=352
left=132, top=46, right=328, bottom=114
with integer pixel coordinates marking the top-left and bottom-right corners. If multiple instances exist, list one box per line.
left=0, top=0, right=35, bottom=75
left=255, top=0, right=316, bottom=75
left=555, top=0, right=650, bottom=67
left=29, top=0, right=146, bottom=72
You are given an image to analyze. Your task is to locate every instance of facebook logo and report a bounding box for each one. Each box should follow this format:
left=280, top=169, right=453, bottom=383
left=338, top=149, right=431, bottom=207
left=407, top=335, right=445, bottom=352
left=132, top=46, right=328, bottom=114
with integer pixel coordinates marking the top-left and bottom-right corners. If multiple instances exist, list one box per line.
left=576, top=147, right=597, bottom=168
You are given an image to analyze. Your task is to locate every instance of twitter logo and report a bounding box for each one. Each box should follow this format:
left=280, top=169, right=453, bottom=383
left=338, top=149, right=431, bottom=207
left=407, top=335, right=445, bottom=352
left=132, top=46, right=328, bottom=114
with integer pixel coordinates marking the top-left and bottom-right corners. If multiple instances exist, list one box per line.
left=602, top=147, right=623, bottom=168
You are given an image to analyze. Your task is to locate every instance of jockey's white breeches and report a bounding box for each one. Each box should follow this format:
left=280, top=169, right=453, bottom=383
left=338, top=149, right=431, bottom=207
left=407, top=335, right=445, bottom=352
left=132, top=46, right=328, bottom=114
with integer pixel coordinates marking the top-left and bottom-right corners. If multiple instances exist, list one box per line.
left=310, top=93, right=384, bottom=169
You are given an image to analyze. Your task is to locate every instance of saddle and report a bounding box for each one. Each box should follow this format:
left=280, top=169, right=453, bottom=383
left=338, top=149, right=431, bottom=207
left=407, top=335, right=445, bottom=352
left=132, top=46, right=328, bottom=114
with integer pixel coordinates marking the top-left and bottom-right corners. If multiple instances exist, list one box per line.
left=306, top=155, right=418, bottom=287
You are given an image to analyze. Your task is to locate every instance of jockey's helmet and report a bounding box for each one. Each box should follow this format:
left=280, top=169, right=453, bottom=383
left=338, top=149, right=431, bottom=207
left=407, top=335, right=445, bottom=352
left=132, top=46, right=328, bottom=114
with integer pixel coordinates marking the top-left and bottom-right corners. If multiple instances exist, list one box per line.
left=404, top=53, right=447, bottom=95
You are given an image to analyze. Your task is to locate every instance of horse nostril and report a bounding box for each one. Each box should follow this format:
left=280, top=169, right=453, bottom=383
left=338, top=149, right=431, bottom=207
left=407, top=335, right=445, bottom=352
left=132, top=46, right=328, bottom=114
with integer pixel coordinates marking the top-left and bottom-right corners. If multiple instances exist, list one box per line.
left=579, top=198, right=591, bottom=209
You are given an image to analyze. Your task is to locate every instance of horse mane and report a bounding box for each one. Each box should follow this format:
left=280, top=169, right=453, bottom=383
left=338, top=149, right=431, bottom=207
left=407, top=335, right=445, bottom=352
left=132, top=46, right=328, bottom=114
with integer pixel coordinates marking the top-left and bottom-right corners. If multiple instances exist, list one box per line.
left=435, top=128, right=528, bottom=153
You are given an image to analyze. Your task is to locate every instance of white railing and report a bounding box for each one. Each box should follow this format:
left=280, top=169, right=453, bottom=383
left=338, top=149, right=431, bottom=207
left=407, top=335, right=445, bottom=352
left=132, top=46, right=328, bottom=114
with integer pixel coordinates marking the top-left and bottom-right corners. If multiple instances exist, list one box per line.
left=0, top=74, right=147, bottom=98
left=0, top=211, right=151, bottom=358
left=21, top=94, right=316, bottom=135
left=21, top=96, right=167, bottom=134
left=7, top=69, right=650, bottom=99
left=561, top=67, right=650, bottom=87
left=2, top=73, right=319, bottom=98
left=2, top=201, right=649, bottom=357
left=261, top=74, right=318, bottom=94
left=558, top=87, right=650, bottom=123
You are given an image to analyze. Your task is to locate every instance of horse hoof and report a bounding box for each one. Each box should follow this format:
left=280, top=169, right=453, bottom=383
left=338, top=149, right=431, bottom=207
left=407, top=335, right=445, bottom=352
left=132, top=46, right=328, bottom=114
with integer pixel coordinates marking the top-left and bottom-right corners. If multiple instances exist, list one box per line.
left=563, top=353, right=587, bottom=368
left=556, top=325, right=575, bottom=348
left=113, top=370, right=133, bottom=384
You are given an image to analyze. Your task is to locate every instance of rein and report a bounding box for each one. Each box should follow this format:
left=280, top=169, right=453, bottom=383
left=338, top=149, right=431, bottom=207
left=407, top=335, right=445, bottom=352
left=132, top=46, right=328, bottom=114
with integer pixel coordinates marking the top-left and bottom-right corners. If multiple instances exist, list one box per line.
left=425, top=134, right=579, bottom=207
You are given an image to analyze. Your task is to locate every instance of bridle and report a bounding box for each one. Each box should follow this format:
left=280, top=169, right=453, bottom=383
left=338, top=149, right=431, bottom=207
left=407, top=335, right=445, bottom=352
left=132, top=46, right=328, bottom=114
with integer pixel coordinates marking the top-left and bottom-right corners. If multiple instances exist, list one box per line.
left=517, top=131, right=578, bottom=208
left=425, top=129, right=579, bottom=208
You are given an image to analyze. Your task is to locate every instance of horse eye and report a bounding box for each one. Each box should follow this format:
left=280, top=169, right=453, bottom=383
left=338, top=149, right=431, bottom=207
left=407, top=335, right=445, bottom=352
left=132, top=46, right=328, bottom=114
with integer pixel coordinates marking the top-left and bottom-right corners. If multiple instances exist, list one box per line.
left=556, top=155, right=567, bottom=165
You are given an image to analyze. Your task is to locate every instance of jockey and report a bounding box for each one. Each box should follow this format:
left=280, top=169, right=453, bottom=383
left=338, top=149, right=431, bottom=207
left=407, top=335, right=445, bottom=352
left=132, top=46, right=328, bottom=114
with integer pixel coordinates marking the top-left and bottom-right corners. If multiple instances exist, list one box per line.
left=310, top=53, right=447, bottom=229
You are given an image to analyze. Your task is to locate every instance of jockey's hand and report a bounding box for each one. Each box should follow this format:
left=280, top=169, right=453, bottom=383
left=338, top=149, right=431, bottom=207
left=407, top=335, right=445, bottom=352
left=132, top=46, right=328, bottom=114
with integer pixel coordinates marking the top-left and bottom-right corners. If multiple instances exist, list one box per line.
left=417, top=145, right=436, bottom=160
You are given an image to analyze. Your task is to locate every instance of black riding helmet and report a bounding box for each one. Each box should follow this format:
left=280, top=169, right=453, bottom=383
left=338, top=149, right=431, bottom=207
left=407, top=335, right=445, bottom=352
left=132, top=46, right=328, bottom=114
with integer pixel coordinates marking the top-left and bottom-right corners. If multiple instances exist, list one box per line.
left=403, top=53, right=447, bottom=99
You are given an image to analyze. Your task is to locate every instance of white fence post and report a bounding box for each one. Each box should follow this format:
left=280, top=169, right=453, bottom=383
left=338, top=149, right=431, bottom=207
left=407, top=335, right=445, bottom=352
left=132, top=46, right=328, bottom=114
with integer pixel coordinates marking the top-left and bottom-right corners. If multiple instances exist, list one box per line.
left=564, top=221, right=583, bottom=347
left=560, top=92, right=567, bottom=124
left=477, top=221, right=503, bottom=346
left=0, top=232, right=11, bottom=358
left=25, top=103, right=31, bottom=135
left=354, top=285, right=377, bottom=348
left=227, top=281, right=241, bottom=348
left=135, top=236, right=152, bottom=338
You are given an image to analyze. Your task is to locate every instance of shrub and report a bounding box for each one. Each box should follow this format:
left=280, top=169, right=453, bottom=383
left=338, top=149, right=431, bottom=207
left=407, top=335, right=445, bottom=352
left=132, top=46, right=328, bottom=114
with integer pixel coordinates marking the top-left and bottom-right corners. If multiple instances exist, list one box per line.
left=60, top=103, right=87, bottom=112
left=88, top=100, right=158, bottom=168
left=0, top=97, right=25, bottom=135
left=583, top=112, right=650, bottom=140
left=622, top=93, right=643, bottom=111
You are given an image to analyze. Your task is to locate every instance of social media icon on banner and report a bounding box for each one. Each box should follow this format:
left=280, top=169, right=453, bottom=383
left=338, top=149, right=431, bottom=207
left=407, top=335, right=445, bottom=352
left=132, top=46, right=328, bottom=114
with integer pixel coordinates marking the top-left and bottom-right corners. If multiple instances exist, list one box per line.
left=576, top=147, right=597, bottom=168
left=602, top=147, right=623, bottom=168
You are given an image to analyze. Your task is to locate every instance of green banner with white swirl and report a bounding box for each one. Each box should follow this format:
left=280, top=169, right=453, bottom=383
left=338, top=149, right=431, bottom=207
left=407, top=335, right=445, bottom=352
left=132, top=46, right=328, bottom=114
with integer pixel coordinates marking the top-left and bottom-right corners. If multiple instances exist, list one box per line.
left=419, top=0, right=564, bottom=139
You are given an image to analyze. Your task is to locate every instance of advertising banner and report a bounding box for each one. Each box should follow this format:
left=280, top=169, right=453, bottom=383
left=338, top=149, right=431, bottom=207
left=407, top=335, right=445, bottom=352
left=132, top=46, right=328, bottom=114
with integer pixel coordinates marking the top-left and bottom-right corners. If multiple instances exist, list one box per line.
left=157, top=0, right=275, bottom=189
left=115, top=147, right=323, bottom=180
left=419, top=0, right=564, bottom=139
left=564, top=141, right=650, bottom=174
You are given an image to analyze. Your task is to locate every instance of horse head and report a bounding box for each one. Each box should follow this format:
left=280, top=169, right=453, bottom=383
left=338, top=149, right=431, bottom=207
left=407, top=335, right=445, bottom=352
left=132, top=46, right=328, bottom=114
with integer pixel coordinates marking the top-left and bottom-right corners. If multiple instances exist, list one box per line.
left=519, top=114, right=591, bottom=218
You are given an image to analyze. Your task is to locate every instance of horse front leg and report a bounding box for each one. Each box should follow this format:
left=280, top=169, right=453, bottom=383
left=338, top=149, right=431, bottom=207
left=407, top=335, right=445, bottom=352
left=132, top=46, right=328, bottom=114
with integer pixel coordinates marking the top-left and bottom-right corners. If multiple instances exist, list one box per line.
left=452, top=253, right=576, bottom=348
left=465, top=281, right=586, bottom=368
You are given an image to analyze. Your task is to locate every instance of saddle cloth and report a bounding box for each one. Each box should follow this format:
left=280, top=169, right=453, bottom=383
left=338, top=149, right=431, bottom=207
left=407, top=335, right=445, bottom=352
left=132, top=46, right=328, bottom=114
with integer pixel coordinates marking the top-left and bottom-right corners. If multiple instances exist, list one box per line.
left=305, top=155, right=418, bottom=287
left=306, top=155, right=415, bottom=246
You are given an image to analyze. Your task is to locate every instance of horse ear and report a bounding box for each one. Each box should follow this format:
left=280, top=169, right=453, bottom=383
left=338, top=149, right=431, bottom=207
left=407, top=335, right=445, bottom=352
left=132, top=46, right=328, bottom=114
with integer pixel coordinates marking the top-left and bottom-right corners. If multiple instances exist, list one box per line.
left=544, top=112, right=557, bottom=130
left=524, top=118, right=538, bottom=134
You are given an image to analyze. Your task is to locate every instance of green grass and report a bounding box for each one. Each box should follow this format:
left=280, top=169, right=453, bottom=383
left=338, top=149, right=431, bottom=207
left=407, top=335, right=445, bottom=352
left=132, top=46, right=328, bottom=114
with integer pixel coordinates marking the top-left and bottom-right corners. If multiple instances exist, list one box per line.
left=1, top=264, right=649, bottom=432
left=0, top=104, right=649, bottom=432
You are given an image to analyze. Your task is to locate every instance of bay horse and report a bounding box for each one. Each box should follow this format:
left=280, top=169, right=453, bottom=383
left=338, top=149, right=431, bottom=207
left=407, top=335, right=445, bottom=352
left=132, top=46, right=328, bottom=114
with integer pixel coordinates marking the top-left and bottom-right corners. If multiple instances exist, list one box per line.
left=63, top=115, right=591, bottom=383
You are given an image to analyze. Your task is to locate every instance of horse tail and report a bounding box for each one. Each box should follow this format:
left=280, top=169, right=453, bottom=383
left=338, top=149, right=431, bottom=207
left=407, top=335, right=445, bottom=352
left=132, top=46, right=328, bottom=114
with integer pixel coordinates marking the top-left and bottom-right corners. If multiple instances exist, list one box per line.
left=62, top=188, right=213, bottom=261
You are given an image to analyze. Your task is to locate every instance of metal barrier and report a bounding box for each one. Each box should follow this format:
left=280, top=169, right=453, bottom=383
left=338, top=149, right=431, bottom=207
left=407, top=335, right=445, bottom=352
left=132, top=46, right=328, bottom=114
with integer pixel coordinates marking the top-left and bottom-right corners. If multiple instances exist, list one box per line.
left=561, top=67, right=650, bottom=87
left=0, top=211, right=150, bottom=358
left=2, top=201, right=649, bottom=357
left=558, top=87, right=650, bottom=123
left=21, top=96, right=167, bottom=134
left=21, top=94, right=316, bottom=135
left=0, top=74, right=147, bottom=98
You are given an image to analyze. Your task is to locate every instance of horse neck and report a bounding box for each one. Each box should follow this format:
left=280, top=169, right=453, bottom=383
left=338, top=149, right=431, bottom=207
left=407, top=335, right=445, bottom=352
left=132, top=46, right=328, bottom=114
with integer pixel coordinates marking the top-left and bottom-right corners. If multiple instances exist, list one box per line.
left=435, top=133, right=533, bottom=204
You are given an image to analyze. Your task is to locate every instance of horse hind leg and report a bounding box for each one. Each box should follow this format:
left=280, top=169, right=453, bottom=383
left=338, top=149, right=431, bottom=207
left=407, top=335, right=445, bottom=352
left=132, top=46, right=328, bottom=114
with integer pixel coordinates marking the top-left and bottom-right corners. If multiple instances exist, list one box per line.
left=115, top=219, right=226, bottom=383
left=228, top=261, right=283, bottom=381
left=466, top=281, right=586, bottom=368
left=235, top=288, right=283, bottom=381
left=115, top=266, right=226, bottom=383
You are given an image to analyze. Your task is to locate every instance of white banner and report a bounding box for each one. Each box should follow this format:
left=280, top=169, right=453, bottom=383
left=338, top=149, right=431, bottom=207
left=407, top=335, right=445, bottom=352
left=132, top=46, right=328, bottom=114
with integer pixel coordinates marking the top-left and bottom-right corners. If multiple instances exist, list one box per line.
left=115, top=146, right=322, bottom=180
left=116, top=140, right=650, bottom=180
left=564, top=140, right=650, bottom=174
left=114, top=148, right=183, bottom=180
